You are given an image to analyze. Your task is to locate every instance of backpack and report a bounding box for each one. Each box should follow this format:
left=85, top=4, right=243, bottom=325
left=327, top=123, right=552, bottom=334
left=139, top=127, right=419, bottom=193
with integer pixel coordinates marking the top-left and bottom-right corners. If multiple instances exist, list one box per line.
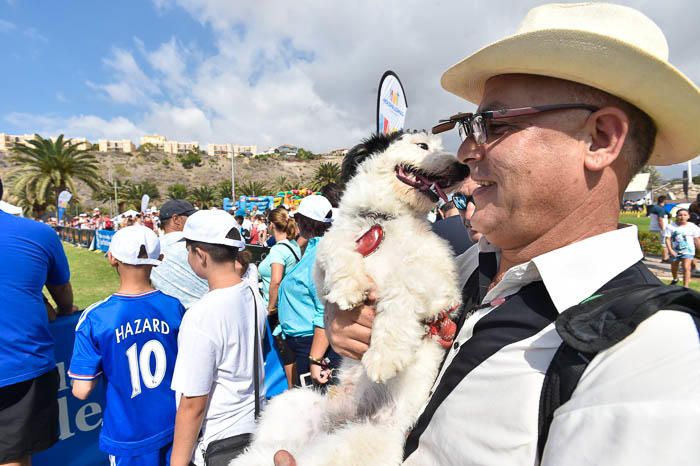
left=537, top=284, right=700, bottom=460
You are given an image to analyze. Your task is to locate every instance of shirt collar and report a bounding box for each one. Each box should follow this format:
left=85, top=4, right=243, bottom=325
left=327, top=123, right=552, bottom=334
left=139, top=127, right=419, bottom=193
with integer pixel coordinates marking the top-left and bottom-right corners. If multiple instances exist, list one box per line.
left=161, top=231, right=184, bottom=245
left=481, top=225, right=643, bottom=313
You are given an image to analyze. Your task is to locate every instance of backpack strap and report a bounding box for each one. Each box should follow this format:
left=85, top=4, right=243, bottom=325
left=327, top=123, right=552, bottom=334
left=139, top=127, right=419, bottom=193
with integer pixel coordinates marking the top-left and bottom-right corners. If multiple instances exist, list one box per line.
left=277, top=242, right=300, bottom=263
left=248, top=285, right=261, bottom=419
left=537, top=284, right=700, bottom=461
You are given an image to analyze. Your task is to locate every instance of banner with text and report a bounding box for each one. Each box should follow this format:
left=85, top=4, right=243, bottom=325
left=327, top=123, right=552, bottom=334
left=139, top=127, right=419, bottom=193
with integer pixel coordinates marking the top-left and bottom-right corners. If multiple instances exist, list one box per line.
left=94, top=229, right=116, bottom=252
left=376, top=71, right=408, bottom=134
left=57, top=190, right=72, bottom=222
left=35, top=313, right=106, bottom=466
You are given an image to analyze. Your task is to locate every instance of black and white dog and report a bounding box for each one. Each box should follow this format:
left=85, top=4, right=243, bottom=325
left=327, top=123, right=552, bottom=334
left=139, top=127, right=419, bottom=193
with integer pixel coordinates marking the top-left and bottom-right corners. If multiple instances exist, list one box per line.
left=231, top=131, right=467, bottom=466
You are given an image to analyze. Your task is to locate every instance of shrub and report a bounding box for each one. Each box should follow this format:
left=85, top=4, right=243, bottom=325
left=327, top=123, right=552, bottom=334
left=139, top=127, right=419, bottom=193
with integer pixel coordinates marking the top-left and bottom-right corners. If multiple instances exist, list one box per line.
left=177, top=150, right=203, bottom=169
left=638, top=231, right=663, bottom=256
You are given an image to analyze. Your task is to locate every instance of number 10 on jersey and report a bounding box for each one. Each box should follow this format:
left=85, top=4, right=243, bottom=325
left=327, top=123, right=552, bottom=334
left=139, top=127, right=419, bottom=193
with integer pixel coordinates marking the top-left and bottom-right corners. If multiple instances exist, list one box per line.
left=125, top=340, right=167, bottom=398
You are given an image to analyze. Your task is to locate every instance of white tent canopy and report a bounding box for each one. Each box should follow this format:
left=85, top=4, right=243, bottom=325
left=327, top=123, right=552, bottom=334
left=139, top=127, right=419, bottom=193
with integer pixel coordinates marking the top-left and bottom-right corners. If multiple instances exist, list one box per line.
left=0, top=200, right=23, bottom=216
left=625, top=173, right=650, bottom=193
left=623, top=173, right=650, bottom=202
left=112, top=209, right=139, bottom=223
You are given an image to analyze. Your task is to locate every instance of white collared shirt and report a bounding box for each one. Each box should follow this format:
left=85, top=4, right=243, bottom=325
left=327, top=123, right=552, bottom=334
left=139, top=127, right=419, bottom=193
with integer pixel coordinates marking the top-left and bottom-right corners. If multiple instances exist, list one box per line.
left=404, top=226, right=700, bottom=466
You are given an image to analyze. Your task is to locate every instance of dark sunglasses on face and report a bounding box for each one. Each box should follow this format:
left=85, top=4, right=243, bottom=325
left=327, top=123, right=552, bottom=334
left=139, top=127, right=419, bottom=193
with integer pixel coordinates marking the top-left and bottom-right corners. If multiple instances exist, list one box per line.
left=432, top=103, right=599, bottom=145
left=452, top=193, right=474, bottom=210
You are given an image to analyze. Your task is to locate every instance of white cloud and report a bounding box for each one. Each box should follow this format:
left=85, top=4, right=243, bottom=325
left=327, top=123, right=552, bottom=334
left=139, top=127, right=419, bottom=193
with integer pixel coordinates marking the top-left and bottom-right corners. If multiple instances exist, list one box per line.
left=0, top=18, right=15, bottom=32
left=7, top=0, right=700, bottom=176
left=5, top=112, right=144, bottom=142
left=24, top=27, right=47, bottom=42
left=141, top=102, right=212, bottom=142
left=88, top=48, right=160, bottom=104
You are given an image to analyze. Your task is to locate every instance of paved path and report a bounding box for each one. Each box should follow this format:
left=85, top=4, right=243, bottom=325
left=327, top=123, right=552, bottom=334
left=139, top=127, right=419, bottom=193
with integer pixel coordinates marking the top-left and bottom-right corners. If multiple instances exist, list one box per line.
left=643, top=255, right=700, bottom=281
left=643, top=256, right=673, bottom=279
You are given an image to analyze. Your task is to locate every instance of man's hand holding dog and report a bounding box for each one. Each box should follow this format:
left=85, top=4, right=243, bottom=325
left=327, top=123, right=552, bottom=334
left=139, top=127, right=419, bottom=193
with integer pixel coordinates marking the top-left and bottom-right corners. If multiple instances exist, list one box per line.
left=324, top=283, right=377, bottom=360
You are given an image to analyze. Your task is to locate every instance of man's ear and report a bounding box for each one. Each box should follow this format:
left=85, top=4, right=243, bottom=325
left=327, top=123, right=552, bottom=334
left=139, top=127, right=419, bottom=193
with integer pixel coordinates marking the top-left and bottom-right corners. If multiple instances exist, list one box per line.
left=195, top=247, right=207, bottom=267
left=107, top=252, right=119, bottom=267
left=583, top=106, right=629, bottom=172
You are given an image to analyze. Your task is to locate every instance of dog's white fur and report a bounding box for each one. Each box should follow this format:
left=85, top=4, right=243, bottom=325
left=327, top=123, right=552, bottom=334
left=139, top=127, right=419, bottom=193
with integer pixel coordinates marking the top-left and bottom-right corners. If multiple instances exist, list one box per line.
left=231, top=132, right=463, bottom=466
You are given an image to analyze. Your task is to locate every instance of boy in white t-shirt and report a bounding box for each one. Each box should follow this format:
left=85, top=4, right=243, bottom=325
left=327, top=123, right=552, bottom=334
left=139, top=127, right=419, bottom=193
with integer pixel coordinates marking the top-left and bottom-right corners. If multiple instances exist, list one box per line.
left=170, top=210, right=266, bottom=466
left=664, top=208, right=700, bottom=287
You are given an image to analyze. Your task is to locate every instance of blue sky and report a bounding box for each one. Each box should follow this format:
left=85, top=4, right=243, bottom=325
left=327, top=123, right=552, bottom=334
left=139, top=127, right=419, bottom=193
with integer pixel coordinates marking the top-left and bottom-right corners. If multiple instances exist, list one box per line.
left=0, top=1, right=214, bottom=119
left=0, top=0, right=698, bottom=178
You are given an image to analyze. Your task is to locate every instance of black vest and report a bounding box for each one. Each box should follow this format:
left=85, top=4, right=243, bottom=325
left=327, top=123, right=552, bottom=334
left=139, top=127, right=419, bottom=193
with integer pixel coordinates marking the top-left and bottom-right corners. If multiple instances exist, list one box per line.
left=403, top=254, right=660, bottom=460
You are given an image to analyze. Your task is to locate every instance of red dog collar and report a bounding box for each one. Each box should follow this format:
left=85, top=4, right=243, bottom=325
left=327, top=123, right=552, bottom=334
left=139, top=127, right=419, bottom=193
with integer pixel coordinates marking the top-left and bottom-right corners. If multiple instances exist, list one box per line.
left=355, top=224, right=384, bottom=256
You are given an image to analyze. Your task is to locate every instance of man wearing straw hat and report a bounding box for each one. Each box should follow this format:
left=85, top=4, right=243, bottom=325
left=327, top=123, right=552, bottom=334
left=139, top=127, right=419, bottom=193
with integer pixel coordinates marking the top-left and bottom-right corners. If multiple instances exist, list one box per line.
left=306, top=3, right=700, bottom=466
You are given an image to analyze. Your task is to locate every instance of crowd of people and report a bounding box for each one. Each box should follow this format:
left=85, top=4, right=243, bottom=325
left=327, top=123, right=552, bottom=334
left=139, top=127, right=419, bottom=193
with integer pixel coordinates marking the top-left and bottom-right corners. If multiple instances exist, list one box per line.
left=1, top=3, right=699, bottom=466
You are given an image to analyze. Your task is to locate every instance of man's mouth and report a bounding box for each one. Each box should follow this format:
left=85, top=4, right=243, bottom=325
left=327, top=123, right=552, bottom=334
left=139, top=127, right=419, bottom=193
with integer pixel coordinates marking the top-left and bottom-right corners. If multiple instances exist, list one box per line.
left=472, top=178, right=497, bottom=199
left=395, top=164, right=468, bottom=202
left=474, top=179, right=496, bottom=188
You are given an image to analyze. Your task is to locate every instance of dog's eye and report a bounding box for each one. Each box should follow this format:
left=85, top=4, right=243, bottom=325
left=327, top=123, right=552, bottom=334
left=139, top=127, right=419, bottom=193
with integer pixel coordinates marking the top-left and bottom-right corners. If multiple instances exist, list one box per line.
left=415, top=142, right=429, bottom=150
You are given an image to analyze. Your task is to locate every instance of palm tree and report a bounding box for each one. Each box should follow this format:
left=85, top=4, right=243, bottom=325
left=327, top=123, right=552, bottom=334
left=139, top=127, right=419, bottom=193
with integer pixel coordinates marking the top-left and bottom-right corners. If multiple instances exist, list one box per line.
left=311, top=162, right=342, bottom=190
left=189, top=185, right=217, bottom=209
left=9, top=134, right=102, bottom=216
left=167, top=183, right=189, bottom=200
left=215, top=180, right=233, bottom=199
left=272, top=175, right=295, bottom=193
left=122, top=181, right=160, bottom=211
left=237, top=180, right=268, bottom=196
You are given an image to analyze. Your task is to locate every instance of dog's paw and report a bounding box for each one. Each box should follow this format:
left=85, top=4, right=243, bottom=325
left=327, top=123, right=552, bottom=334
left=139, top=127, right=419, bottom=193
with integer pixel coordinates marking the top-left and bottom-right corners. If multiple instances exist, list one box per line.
left=362, top=347, right=404, bottom=383
left=325, top=282, right=368, bottom=311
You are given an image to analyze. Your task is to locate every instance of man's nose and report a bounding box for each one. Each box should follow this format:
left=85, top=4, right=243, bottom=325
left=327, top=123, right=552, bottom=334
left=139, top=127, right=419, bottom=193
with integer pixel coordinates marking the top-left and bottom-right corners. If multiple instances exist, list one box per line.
left=457, top=138, right=484, bottom=164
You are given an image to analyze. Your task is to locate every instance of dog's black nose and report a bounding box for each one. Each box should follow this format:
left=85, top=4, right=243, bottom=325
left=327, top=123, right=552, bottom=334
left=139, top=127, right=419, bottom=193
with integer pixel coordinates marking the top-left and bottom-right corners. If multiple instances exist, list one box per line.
left=454, top=162, right=470, bottom=179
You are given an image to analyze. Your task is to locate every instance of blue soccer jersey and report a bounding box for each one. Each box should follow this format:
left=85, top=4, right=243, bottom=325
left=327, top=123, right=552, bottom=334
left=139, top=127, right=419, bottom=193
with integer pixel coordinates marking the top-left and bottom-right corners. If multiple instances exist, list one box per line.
left=69, top=290, right=185, bottom=457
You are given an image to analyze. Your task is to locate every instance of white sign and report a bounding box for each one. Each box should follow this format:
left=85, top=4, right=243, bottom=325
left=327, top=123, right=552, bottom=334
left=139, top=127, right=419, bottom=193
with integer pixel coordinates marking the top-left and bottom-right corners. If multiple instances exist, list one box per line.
left=140, top=194, right=150, bottom=213
left=377, top=71, right=408, bottom=134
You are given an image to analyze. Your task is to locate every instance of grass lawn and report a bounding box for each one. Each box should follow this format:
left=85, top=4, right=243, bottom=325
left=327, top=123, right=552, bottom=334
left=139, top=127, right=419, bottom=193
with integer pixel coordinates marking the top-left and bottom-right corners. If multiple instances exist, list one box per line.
left=619, top=213, right=650, bottom=232
left=46, top=243, right=120, bottom=309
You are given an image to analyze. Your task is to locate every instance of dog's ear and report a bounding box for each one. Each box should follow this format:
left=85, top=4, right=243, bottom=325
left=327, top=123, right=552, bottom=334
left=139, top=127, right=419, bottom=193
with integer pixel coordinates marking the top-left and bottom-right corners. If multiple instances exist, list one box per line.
left=341, top=131, right=404, bottom=184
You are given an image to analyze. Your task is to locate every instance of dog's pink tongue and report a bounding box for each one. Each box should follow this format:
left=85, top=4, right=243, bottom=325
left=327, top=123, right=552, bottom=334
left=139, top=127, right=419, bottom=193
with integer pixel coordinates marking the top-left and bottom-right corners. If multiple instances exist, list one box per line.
left=433, top=183, right=448, bottom=202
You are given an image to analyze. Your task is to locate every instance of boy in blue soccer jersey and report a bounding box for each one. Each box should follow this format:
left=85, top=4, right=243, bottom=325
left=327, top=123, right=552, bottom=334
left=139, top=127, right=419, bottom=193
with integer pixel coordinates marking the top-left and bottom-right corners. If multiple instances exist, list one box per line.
left=69, top=225, right=185, bottom=466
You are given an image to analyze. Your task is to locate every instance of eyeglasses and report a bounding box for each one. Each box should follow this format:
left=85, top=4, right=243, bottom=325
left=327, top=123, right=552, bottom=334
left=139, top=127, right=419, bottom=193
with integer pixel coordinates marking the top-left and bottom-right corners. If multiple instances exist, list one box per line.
left=432, top=103, right=599, bottom=145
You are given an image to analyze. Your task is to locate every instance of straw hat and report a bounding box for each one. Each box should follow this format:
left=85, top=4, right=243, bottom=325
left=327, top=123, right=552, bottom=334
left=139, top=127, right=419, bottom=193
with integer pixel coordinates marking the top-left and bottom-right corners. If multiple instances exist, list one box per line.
left=441, top=2, right=700, bottom=166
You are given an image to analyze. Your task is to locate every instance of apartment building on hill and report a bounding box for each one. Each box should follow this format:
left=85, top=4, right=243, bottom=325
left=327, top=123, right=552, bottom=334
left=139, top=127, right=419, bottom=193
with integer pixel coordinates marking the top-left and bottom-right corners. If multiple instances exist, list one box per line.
left=0, top=133, right=91, bottom=152
left=97, top=139, right=136, bottom=153
left=206, top=143, right=257, bottom=158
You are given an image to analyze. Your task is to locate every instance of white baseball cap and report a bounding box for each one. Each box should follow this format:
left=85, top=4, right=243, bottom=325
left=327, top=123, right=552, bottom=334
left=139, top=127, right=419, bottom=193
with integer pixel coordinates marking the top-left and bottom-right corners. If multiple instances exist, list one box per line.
left=108, top=225, right=161, bottom=266
left=296, top=195, right=333, bottom=223
left=180, top=209, right=245, bottom=249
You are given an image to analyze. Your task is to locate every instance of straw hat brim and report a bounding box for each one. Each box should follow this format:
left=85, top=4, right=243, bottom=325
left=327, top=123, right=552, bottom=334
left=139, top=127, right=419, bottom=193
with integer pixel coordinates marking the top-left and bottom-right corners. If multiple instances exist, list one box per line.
left=441, top=29, right=700, bottom=166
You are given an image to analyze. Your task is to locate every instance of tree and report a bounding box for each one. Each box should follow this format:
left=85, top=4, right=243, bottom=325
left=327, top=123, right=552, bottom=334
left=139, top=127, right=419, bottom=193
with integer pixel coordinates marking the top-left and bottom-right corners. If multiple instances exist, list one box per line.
left=189, top=186, right=217, bottom=209
left=177, top=149, right=203, bottom=169
left=9, top=134, right=102, bottom=217
left=237, top=180, right=268, bottom=196
left=272, top=176, right=295, bottom=193
left=118, top=180, right=160, bottom=211
left=138, top=142, right=158, bottom=155
left=311, top=162, right=342, bottom=190
left=167, top=183, right=189, bottom=200
left=297, top=148, right=319, bottom=160
left=215, top=180, right=233, bottom=199
left=642, top=165, right=664, bottom=189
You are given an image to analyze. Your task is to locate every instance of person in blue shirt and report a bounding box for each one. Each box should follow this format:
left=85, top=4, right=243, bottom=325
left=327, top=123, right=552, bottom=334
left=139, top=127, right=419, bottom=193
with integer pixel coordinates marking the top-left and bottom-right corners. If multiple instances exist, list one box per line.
left=69, top=225, right=185, bottom=466
left=0, top=178, right=78, bottom=466
left=258, top=207, right=302, bottom=388
left=277, top=195, right=340, bottom=388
